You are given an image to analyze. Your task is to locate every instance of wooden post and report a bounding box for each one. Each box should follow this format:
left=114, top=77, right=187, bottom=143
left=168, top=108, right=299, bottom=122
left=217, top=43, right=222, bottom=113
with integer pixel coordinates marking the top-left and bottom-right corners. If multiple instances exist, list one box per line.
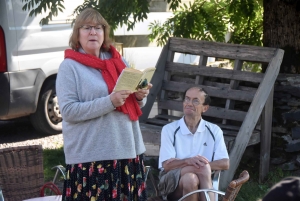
left=259, top=87, right=274, bottom=182
left=222, top=60, right=243, bottom=124
left=140, top=45, right=169, bottom=122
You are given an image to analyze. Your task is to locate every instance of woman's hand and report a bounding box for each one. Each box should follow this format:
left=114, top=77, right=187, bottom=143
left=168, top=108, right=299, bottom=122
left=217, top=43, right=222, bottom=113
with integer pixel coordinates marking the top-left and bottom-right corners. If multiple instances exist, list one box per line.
left=110, top=90, right=132, bottom=107
left=135, top=83, right=153, bottom=101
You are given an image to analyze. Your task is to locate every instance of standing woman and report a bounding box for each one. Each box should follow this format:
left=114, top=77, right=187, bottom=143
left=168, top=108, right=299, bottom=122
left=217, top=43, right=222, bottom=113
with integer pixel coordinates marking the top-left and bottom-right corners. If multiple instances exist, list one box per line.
left=56, top=8, right=151, bottom=201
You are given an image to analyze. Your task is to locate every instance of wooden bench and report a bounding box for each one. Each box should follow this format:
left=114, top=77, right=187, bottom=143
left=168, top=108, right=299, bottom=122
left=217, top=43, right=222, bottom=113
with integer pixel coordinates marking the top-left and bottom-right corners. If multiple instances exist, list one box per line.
left=139, top=37, right=284, bottom=189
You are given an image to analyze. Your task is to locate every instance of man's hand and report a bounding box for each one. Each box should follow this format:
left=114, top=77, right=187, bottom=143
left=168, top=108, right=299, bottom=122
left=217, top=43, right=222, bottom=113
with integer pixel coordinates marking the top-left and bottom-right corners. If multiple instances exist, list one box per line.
left=135, top=83, right=153, bottom=101
left=162, top=155, right=210, bottom=172
left=110, top=90, right=132, bottom=107
left=185, top=155, right=209, bottom=169
left=165, top=158, right=179, bottom=164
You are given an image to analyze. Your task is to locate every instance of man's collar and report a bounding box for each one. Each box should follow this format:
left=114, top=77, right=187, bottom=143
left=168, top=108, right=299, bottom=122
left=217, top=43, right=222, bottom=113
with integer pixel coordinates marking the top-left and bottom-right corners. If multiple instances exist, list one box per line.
left=179, top=116, right=206, bottom=135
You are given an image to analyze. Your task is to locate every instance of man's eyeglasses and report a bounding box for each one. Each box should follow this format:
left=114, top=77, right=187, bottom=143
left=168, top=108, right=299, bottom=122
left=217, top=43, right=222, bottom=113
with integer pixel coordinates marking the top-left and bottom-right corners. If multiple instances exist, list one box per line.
left=80, top=25, right=104, bottom=33
left=183, top=97, right=202, bottom=106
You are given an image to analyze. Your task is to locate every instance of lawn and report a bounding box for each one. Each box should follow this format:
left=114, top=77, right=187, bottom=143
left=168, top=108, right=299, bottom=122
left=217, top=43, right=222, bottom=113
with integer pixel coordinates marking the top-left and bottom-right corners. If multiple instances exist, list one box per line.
left=43, top=147, right=66, bottom=182
left=43, top=146, right=294, bottom=201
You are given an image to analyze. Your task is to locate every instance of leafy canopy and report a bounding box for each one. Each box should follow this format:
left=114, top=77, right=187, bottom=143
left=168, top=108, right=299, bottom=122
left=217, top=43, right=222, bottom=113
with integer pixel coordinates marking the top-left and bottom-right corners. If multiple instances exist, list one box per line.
left=149, top=0, right=263, bottom=46
left=20, top=0, right=263, bottom=46
left=20, top=0, right=150, bottom=32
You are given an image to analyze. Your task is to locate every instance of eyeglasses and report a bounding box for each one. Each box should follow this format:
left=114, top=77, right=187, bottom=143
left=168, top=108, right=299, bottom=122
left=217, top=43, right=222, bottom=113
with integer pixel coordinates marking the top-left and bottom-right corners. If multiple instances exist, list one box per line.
left=183, top=97, right=202, bottom=106
left=80, top=25, right=104, bottom=33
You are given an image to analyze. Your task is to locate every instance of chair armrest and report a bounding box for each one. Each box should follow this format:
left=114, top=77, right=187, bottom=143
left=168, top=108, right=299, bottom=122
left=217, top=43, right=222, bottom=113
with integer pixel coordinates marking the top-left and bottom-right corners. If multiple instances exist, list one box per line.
left=145, top=166, right=151, bottom=182
left=177, top=189, right=225, bottom=201
left=145, top=166, right=160, bottom=196
left=0, top=189, right=4, bottom=201
left=51, top=165, right=66, bottom=184
left=40, top=182, right=62, bottom=197
left=212, top=170, right=221, bottom=201
left=212, top=170, right=221, bottom=190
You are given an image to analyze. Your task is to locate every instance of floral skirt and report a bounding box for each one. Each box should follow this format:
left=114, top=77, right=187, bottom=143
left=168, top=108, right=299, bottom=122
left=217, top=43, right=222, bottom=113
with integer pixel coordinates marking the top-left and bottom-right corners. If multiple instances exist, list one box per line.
left=62, top=154, right=147, bottom=201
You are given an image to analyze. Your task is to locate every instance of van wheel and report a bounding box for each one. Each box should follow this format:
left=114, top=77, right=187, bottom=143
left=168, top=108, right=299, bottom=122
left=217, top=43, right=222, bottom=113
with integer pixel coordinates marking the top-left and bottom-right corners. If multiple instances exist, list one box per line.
left=30, top=80, right=62, bottom=135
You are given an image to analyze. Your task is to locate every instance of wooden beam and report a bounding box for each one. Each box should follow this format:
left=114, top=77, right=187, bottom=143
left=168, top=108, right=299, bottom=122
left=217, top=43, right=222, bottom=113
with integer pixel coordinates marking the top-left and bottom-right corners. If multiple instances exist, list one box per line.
left=224, top=60, right=243, bottom=117
left=158, top=100, right=247, bottom=122
left=159, top=49, right=175, bottom=116
left=195, top=55, right=208, bottom=84
left=165, top=62, right=264, bottom=83
left=220, top=49, right=284, bottom=189
left=259, top=87, right=274, bottom=182
left=169, top=37, right=277, bottom=63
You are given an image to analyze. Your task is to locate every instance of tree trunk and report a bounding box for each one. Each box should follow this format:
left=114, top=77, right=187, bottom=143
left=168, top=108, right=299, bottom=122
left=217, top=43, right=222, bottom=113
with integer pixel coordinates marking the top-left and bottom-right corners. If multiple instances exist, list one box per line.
left=263, top=0, right=300, bottom=73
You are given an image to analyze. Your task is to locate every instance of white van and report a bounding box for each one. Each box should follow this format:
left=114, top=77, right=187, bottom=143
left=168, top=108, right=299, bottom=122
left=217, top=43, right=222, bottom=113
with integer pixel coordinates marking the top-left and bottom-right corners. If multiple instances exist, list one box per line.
left=0, top=1, right=187, bottom=135
left=0, top=0, right=81, bottom=134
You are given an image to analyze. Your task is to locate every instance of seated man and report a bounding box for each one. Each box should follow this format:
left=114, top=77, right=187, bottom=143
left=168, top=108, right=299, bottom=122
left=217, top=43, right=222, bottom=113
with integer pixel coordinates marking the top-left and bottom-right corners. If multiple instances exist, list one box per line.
left=158, top=86, right=230, bottom=201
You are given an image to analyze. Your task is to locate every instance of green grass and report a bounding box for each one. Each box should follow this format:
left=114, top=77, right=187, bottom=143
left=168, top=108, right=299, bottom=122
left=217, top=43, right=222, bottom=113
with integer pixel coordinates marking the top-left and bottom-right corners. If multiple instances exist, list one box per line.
left=43, top=147, right=294, bottom=201
left=235, top=167, right=292, bottom=201
left=43, top=147, right=66, bottom=182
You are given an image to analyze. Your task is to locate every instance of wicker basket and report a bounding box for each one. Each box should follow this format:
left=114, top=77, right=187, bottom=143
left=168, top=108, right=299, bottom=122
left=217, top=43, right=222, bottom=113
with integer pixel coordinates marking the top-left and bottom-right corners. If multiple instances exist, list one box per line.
left=0, top=145, right=44, bottom=201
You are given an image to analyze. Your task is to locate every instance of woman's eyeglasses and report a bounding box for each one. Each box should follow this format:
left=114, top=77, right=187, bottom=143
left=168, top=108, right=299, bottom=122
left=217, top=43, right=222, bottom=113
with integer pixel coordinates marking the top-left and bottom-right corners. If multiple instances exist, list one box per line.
left=80, top=25, right=104, bottom=33
left=183, top=97, right=202, bottom=106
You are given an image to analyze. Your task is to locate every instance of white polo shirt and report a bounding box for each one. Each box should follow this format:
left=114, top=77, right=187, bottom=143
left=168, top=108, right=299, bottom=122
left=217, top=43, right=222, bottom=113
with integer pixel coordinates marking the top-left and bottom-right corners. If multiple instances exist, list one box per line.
left=158, top=117, right=229, bottom=169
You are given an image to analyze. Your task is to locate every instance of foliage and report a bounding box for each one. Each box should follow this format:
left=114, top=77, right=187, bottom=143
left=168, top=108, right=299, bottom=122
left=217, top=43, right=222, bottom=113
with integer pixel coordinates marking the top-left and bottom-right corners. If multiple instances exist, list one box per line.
left=20, top=0, right=150, bottom=32
left=20, top=0, right=65, bottom=25
left=228, top=0, right=263, bottom=46
left=70, top=0, right=149, bottom=32
left=20, top=0, right=263, bottom=46
left=242, top=62, right=262, bottom=72
left=43, top=147, right=65, bottom=182
left=149, top=0, right=263, bottom=46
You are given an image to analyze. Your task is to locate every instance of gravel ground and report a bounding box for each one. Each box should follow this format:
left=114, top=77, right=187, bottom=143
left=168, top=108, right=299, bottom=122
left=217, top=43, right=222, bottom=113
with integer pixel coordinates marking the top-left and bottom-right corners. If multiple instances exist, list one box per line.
left=0, top=133, right=64, bottom=149
left=0, top=117, right=63, bottom=149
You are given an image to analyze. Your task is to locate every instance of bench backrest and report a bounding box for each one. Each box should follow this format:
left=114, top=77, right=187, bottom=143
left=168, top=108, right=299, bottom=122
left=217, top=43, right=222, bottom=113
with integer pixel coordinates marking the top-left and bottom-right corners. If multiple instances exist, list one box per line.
left=141, top=37, right=282, bottom=146
left=140, top=37, right=284, bottom=188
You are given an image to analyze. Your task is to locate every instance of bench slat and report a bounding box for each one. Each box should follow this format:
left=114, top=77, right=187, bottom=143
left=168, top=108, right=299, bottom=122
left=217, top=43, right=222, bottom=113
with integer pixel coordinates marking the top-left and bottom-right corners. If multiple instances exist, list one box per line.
left=165, top=62, right=264, bottom=83
left=171, top=75, right=258, bottom=92
left=163, top=81, right=256, bottom=102
left=146, top=118, right=170, bottom=126
left=169, top=37, right=277, bottom=63
left=157, top=100, right=247, bottom=122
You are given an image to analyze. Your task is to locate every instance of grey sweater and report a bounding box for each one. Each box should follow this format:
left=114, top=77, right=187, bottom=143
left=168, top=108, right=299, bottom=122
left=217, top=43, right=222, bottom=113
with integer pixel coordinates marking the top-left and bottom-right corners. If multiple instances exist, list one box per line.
left=56, top=50, right=146, bottom=164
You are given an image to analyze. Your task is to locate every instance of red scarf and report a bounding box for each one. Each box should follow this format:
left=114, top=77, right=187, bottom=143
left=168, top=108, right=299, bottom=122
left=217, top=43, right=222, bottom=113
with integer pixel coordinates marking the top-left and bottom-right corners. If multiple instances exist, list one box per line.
left=64, top=46, right=142, bottom=121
